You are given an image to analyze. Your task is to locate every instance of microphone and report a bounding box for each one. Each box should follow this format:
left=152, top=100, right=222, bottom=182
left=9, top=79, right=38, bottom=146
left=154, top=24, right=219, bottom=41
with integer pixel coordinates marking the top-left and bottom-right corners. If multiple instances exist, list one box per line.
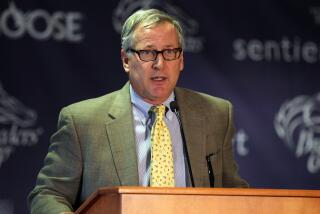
left=206, top=153, right=215, bottom=187
left=170, top=101, right=195, bottom=187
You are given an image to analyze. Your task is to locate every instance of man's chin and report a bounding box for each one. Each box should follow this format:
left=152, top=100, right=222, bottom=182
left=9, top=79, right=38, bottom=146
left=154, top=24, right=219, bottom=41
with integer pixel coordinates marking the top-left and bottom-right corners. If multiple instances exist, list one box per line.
left=144, top=93, right=170, bottom=105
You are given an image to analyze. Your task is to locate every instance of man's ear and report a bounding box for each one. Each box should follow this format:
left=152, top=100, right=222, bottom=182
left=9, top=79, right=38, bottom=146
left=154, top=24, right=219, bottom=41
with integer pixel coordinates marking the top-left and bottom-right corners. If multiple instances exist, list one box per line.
left=179, top=51, right=184, bottom=72
left=121, top=49, right=130, bottom=73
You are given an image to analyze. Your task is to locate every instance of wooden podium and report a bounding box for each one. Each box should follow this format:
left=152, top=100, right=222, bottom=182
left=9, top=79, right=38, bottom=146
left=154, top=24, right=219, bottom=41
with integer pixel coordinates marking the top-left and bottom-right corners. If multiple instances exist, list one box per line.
left=75, top=187, right=320, bottom=214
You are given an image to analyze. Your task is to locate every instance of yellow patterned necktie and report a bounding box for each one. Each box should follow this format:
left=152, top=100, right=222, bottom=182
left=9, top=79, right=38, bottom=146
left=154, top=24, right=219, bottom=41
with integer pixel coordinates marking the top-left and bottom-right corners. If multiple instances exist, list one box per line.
left=150, top=105, right=175, bottom=187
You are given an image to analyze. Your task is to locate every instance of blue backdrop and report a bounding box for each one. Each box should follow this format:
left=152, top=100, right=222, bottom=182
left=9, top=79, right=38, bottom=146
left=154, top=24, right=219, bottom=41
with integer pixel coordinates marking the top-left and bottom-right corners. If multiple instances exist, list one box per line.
left=1, top=0, right=319, bottom=213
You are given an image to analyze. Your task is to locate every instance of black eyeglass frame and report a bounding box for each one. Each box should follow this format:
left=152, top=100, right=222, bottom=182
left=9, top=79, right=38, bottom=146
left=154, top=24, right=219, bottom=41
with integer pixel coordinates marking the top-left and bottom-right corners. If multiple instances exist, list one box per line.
left=128, top=48, right=183, bottom=62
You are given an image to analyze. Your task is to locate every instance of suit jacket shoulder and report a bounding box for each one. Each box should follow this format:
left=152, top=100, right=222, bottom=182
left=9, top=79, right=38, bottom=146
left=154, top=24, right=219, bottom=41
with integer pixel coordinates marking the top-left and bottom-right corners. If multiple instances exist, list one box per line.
left=175, top=87, right=232, bottom=111
left=64, top=84, right=128, bottom=114
left=175, top=87, right=233, bottom=133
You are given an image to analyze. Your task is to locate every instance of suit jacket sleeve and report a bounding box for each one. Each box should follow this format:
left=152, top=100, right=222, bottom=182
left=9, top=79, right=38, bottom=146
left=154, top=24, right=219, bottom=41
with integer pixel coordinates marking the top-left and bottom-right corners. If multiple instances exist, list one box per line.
left=28, top=107, right=82, bottom=214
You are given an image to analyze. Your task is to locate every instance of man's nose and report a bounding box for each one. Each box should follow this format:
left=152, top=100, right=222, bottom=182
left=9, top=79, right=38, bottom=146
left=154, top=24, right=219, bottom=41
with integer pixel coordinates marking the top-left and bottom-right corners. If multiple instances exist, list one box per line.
left=152, top=53, right=164, bottom=69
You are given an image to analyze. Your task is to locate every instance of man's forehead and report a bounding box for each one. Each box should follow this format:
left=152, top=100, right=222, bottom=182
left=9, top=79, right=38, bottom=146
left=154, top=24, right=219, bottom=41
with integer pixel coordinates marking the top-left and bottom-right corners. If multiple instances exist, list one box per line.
left=133, top=33, right=179, bottom=50
left=136, top=21, right=174, bottom=32
left=133, top=22, right=178, bottom=40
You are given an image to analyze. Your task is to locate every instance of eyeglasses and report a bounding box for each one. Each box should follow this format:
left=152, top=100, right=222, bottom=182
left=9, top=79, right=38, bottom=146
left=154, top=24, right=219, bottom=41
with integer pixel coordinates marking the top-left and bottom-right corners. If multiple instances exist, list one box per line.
left=128, top=48, right=182, bottom=62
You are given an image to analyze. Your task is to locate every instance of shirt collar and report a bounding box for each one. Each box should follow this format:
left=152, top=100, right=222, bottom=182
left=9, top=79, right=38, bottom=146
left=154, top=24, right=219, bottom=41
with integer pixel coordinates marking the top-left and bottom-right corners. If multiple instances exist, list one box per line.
left=129, top=84, right=175, bottom=120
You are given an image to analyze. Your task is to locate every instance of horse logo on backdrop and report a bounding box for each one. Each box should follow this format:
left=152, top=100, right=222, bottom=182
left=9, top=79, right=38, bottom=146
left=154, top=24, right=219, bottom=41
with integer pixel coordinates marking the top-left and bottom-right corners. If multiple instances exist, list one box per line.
left=112, top=0, right=204, bottom=52
left=0, top=82, right=43, bottom=168
left=274, top=93, right=320, bottom=174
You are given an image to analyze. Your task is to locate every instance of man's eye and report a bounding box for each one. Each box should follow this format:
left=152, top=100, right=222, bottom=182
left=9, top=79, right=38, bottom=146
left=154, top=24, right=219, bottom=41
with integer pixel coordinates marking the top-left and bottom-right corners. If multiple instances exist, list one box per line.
left=165, top=49, right=176, bottom=54
left=140, top=50, right=154, bottom=55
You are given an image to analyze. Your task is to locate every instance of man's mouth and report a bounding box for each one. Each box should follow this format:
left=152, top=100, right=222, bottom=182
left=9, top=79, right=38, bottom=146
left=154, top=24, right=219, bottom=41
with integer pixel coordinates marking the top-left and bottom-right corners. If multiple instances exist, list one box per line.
left=151, top=76, right=167, bottom=81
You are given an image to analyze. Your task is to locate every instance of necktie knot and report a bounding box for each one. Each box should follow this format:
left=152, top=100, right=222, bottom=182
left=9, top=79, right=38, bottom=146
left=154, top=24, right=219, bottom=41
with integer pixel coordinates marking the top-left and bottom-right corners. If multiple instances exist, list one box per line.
left=151, top=105, right=166, bottom=119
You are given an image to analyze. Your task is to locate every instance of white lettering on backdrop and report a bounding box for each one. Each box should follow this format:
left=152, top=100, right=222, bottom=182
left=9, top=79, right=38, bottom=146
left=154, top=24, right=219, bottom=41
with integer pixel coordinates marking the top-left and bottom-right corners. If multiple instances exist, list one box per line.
left=0, top=2, right=84, bottom=42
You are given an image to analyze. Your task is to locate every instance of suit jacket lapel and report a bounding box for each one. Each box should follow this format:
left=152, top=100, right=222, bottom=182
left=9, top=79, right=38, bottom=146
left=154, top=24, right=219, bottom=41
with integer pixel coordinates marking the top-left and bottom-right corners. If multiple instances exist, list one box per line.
left=175, top=88, right=207, bottom=187
left=105, top=83, right=139, bottom=186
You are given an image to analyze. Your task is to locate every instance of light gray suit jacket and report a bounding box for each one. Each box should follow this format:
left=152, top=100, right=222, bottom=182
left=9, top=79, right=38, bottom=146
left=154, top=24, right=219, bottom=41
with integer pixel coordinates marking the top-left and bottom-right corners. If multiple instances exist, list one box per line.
left=28, top=83, right=248, bottom=214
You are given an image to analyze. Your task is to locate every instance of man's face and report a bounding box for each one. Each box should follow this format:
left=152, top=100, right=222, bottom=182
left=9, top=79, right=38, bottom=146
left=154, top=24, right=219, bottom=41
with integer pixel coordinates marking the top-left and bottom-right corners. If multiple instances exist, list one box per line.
left=121, top=22, right=184, bottom=105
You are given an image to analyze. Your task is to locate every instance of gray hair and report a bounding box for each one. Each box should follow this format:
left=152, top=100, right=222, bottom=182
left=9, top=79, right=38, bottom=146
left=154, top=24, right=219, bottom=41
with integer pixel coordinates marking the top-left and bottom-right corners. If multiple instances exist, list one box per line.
left=121, top=9, right=184, bottom=51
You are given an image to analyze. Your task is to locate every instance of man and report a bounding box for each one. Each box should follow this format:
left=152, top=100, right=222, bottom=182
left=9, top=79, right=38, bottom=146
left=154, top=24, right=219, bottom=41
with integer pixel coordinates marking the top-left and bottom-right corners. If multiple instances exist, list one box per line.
left=28, top=9, right=248, bottom=214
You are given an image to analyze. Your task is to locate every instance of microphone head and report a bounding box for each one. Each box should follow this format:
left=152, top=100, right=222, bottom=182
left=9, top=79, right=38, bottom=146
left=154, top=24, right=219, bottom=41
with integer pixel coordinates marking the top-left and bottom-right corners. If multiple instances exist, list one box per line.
left=170, top=101, right=179, bottom=111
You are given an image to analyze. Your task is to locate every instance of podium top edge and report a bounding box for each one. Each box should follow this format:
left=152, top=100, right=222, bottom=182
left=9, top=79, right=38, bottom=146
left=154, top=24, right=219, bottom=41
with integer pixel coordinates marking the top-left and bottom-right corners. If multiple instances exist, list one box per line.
left=96, top=186, right=320, bottom=198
